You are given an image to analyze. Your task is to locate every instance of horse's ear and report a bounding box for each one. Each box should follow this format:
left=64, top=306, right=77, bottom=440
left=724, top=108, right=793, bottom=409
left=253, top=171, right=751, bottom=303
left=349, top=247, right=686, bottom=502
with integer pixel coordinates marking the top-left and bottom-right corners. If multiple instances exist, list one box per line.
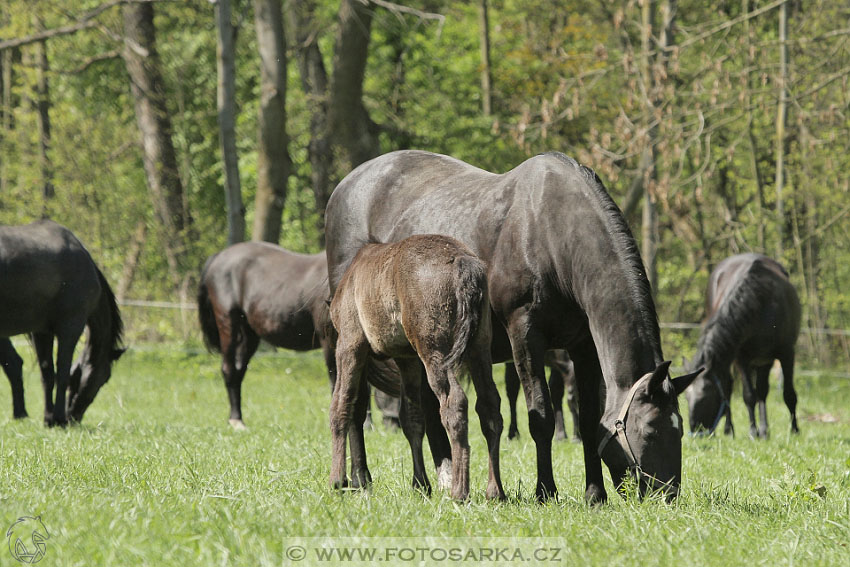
left=648, top=360, right=672, bottom=394
left=672, top=367, right=703, bottom=396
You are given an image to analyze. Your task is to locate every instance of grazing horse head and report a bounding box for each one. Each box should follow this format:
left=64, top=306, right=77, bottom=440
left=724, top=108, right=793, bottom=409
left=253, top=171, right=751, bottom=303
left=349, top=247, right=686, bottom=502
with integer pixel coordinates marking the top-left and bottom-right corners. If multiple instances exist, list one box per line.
left=598, top=362, right=701, bottom=500
left=684, top=358, right=731, bottom=436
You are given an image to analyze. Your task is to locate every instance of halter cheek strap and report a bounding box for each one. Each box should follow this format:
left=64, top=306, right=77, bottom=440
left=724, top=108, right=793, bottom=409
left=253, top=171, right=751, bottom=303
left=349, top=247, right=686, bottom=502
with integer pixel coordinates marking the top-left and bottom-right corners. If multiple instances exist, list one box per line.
left=597, top=371, right=653, bottom=474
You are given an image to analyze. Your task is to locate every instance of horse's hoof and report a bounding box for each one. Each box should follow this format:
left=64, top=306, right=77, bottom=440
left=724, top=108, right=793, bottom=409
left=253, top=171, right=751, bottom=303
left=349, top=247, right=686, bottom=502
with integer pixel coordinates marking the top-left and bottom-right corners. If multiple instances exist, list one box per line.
left=536, top=481, right=558, bottom=503
left=554, top=429, right=567, bottom=442
left=507, top=427, right=519, bottom=440
left=229, top=419, right=248, bottom=431
left=13, top=411, right=28, bottom=420
left=330, top=477, right=349, bottom=491
left=436, top=458, right=453, bottom=491
left=350, top=469, right=372, bottom=489
left=486, top=485, right=507, bottom=501
left=584, top=485, right=607, bottom=506
left=412, top=477, right=432, bottom=497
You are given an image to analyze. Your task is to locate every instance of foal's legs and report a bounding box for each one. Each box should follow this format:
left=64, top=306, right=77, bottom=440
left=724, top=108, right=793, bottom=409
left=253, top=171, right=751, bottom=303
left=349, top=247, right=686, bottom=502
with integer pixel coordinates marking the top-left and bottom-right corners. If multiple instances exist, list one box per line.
left=1, top=339, right=27, bottom=419
left=329, top=334, right=369, bottom=490
left=504, top=363, right=521, bottom=440
left=347, top=376, right=372, bottom=488
left=424, top=359, right=470, bottom=501
left=467, top=348, right=506, bottom=500
left=397, top=359, right=431, bottom=494
left=421, top=376, right=452, bottom=490
left=32, top=333, right=56, bottom=426
left=219, top=311, right=260, bottom=430
left=779, top=351, right=799, bottom=434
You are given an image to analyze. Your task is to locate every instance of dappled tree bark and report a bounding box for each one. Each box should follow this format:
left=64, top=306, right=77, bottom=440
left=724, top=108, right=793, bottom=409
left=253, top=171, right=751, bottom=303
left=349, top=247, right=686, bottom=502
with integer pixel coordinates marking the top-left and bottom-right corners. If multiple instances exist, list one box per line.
left=121, top=1, right=191, bottom=287
left=478, top=0, right=492, bottom=116
left=251, top=0, right=291, bottom=244
left=327, top=0, right=380, bottom=173
left=33, top=38, right=54, bottom=214
left=287, top=0, right=332, bottom=235
left=215, top=0, right=244, bottom=245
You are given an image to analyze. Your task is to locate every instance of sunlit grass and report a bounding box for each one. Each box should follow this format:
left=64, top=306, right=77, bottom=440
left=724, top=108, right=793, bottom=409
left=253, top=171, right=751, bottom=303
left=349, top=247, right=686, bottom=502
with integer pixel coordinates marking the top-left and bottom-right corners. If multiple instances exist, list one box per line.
left=1, top=346, right=848, bottom=566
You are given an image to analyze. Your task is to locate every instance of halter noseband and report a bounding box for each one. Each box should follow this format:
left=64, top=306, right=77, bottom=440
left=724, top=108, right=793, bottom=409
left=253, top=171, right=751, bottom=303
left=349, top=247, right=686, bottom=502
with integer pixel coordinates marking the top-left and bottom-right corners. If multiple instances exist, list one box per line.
left=596, top=371, right=654, bottom=480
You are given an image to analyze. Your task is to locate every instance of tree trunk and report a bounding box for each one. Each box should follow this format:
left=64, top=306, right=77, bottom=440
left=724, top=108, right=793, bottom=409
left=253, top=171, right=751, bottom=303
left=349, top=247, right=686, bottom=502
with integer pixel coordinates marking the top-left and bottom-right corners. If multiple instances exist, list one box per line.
left=116, top=220, right=148, bottom=302
left=215, top=0, right=244, bottom=245
left=251, top=0, right=291, bottom=244
left=328, top=0, right=380, bottom=172
left=639, top=0, right=659, bottom=294
left=287, top=0, right=332, bottom=238
left=775, top=0, right=789, bottom=260
left=34, top=38, right=54, bottom=215
left=122, top=2, right=191, bottom=288
left=478, top=0, right=492, bottom=116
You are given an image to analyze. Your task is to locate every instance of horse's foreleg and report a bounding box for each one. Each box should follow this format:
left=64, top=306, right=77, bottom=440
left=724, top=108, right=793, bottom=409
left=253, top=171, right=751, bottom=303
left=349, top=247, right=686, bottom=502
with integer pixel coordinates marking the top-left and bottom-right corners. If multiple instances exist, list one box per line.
left=397, top=359, right=431, bottom=496
left=564, top=366, right=581, bottom=443
left=569, top=338, right=607, bottom=505
left=504, top=363, right=521, bottom=440
left=779, top=352, right=799, bottom=434
left=507, top=317, right=556, bottom=502
left=755, top=364, right=772, bottom=439
left=329, top=338, right=368, bottom=491
left=32, top=333, right=56, bottom=426
left=739, top=364, right=759, bottom=439
left=1, top=339, right=27, bottom=419
left=468, top=350, right=506, bottom=501
left=53, top=330, right=83, bottom=427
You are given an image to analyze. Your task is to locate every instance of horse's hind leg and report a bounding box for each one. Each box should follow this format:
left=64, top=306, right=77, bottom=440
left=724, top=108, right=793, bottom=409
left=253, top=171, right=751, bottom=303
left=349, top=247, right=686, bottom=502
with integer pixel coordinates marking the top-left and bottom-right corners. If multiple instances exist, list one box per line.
left=570, top=337, right=607, bottom=505
left=53, top=326, right=85, bottom=426
left=347, top=375, right=372, bottom=488
left=468, top=349, right=506, bottom=500
left=548, top=361, right=568, bottom=441
left=220, top=311, right=258, bottom=430
left=424, top=360, right=470, bottom=501
left=329, top=334, right=369, bottom=490
left=1, top=339, right=27, bottom=418
left=739, top=363, right=760, bottom=439
left=420, top=370, right=452, bottom=490
left=396, top=359, right=431, bottom=495
left=779, top=351, right=799, bottom=434
left=504, top=362, right=521, bottom=440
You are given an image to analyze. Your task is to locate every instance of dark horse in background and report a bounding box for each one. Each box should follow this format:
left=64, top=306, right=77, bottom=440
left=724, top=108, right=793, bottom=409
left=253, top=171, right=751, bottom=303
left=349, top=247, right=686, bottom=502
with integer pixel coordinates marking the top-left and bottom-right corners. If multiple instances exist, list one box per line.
left=686, top=253, right=801, bottom=439
left=505, top=350, right=580, bottom=442
left=197, top=242, right=337, bottom=429
left=0, top=220, right=124, bottom=426
left=197, top=242, right=401, bottom=431
left=326, top=150, right=699, bottom=503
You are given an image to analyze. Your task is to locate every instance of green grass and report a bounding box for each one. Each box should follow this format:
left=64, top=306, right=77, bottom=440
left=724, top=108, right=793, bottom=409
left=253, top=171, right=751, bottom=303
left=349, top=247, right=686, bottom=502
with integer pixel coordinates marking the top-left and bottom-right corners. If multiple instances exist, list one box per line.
left=1, top=346, right=849, bottom=566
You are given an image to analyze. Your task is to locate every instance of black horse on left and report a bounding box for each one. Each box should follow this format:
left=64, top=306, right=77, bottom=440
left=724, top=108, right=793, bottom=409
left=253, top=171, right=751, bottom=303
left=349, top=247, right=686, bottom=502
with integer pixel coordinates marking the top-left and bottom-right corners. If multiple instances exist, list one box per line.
left=0, top=220, right=125, bottom=426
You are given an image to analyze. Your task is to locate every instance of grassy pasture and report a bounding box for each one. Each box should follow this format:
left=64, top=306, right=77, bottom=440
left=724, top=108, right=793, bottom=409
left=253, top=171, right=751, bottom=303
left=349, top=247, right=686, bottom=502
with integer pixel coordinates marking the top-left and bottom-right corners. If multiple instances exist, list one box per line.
left=1, top=346, right=849, bottom=566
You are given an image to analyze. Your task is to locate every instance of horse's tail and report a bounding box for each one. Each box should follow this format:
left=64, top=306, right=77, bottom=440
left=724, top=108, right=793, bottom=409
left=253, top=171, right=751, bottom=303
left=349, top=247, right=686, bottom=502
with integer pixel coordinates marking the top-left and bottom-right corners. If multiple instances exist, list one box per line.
left=90, top=265, right=125, bottom=362
left=446, top=255, right=489, bottom=372
left=197, top=258, right=221, bottom=353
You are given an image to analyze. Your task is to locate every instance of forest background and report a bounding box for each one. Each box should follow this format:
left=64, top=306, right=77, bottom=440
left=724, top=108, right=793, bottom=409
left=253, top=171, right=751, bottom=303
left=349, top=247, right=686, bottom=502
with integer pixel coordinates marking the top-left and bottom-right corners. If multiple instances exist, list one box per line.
left=1, top=0, right=848, bottom=369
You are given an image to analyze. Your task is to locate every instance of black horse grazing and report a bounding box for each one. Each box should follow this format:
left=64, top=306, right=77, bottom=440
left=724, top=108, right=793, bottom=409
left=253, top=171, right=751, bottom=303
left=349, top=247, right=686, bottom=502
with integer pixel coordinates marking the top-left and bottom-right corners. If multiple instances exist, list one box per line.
left=330, top=234, right=504, bottom=501
left=505, top=350, right=580, bottom=442
left=0, top=220, right=125, bottom=425
left=686, top=253, right=801, bottom=439
left=198, top=242, right=339, bottom=429
left=326, top=150, right=699, bottom=503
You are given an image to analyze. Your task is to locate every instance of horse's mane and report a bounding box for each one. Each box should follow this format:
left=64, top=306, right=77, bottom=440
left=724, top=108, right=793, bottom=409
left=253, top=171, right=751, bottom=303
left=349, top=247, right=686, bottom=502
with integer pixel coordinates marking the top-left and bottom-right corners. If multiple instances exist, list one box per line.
left=544, top=152, right=662, bottom=352
left=695, top=262, right=768, bottom=368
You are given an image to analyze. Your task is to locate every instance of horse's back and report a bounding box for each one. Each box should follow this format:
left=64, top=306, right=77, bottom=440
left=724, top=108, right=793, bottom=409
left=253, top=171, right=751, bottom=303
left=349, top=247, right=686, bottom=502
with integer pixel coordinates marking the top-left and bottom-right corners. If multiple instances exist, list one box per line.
left=0, top=220, right=100, bottom=336
left=202, top=241, right=328, bottom=350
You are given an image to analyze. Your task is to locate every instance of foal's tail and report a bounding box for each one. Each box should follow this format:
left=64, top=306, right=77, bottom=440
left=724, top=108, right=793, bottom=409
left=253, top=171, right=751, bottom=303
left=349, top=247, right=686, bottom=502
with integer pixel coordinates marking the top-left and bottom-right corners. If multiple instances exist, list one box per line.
left=446, top=255, right=489, bottom=371
left=197, top=257, right=222, bottom=353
